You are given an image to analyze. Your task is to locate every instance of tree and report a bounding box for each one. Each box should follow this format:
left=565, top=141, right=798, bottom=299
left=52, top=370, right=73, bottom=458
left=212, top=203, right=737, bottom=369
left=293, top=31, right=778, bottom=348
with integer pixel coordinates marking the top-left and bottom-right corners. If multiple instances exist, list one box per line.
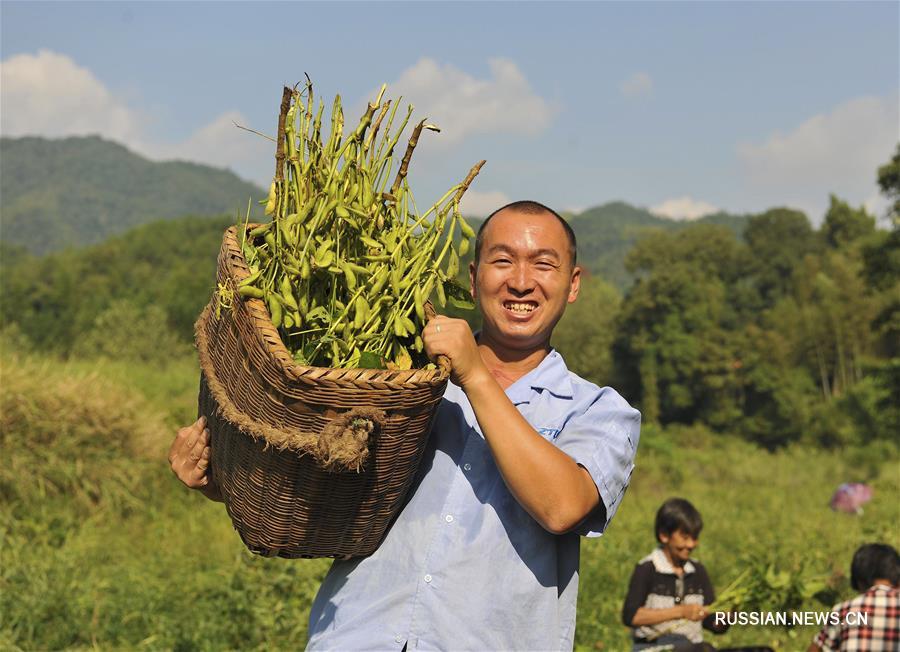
left=743, top=208, right=819, bottom=306
left=876, top=143, right=900, bottom=226
left=821, top=195, right=876, bottom=250
left=613, top=224, right=746, bottom=427
left=552, top=276, right=620, bottom=387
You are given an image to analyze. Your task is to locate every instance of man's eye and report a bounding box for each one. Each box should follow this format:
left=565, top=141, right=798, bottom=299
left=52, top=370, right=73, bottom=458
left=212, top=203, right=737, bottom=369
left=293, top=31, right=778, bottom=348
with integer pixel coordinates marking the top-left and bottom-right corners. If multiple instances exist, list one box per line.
left=536, top=261, right=556, bottom=269
left=493, top=258, right=511, bottom=265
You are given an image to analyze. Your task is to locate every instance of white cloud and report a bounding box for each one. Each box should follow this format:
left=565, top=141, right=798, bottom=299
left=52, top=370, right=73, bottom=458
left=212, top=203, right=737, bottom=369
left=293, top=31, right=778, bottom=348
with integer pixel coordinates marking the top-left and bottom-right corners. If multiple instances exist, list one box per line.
left=1, top=49, right=141, bottom=143
left=142, top=110, right=273, bottom=183
left=650, top=196, right=719, bottom=220
left=620, top=72, right=653, bottom=99
left=0, top=49, right=271, bottom=184
left=459, top=189, right=511, bottom=217
left=737, top=94, right=899, bottom=221
left=378, top=57, right=557, bottom=145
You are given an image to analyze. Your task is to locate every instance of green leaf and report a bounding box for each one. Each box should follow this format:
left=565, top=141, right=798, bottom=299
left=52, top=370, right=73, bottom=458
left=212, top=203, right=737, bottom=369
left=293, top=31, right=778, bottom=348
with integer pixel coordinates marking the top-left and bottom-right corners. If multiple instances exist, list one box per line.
left=306, top=306, right=329, bottom=322
left=302, top=341, right=319, bottom=365
left=357, top=350, right=385, bottom=369
left=444, top=278, right=475, bottom=310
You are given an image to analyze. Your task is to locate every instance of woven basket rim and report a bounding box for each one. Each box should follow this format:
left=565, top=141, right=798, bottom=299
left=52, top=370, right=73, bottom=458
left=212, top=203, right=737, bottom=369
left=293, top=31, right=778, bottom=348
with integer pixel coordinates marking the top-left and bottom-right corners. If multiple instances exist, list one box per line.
left=221, top=224, right=451, bottom=389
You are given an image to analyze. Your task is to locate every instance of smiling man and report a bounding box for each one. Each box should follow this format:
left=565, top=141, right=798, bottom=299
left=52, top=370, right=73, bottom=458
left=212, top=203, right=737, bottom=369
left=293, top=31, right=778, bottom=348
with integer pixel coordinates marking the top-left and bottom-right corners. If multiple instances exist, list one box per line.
left=170, top=200, right=640, bottom=649
left=304, top=200, right=641, bottom=650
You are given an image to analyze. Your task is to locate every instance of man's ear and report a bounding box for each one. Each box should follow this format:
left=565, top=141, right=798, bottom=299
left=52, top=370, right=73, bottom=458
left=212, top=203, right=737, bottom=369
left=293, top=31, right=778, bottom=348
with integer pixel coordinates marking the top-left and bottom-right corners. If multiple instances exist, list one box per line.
left=469, top=261, right=477, bottom=299
left=567, top=265, right=582, bottom=304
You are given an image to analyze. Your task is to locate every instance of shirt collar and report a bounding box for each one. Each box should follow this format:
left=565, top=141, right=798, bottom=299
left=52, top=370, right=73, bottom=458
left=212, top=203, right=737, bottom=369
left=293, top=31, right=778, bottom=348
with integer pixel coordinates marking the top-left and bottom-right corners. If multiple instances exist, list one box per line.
left=650, top=546, right=696, bottom=576
left=505, top=349, right=575, bottom=405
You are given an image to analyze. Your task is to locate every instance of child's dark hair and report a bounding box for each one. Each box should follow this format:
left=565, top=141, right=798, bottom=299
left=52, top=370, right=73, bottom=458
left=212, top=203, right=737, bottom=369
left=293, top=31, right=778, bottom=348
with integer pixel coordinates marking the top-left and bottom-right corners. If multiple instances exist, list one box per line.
left=655, top=498, right=703, bottom=542
left=850, top=543, right=900, bottom=592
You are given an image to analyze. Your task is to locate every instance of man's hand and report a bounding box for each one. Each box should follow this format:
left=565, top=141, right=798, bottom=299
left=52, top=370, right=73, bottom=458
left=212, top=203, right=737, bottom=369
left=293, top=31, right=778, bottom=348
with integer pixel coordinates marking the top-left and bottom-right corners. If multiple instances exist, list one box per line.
left=168, top=416, right=222, bottom=502
left=680, top=604, right=707, bottom=621
left=421, top=314, right=601, bottom=534
left=422, top=315, right=489, bottom=388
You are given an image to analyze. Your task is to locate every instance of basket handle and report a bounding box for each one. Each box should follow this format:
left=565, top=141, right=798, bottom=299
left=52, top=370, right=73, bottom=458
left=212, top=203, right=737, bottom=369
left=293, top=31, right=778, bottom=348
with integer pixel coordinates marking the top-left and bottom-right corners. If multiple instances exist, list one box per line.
left=314, top=407, right=386, bottom=473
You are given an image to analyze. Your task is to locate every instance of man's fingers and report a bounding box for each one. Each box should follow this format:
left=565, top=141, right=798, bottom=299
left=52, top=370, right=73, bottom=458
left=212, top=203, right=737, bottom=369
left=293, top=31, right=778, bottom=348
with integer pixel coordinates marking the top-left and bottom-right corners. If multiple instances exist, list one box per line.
left=188, top=429, right=208, bottom=462
left=184, top=419, right=208, bottom=450
left=168, top=416, right=206, bottom=462
left=188, top=448, right=211, bottom=485
left=196, top=446, right=210, bottom=471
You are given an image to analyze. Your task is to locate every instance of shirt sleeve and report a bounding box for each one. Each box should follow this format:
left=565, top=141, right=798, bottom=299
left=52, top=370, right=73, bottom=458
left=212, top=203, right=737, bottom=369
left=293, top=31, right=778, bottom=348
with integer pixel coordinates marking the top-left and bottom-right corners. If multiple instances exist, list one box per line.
left=696, top=564, right=729, bottom=633
left=697, top=564, right=716, bottom=605
left=622, top=562, right=653, bottom=627
left=811, top=604, right=845, bottom=652
left=812, top=622, right=840, bottom=652
left=555, top=387, right=640, bottom=537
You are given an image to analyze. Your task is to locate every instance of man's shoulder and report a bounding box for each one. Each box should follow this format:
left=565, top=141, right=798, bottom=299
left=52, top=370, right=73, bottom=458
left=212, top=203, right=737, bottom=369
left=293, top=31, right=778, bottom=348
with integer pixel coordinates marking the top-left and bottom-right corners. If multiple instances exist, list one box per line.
left=559, top=358, right=636, bottom=411
left=841, top=585, right=900, bottom=612
left=686, top=558, right=712, bottom=581
left=687, top=558, right=709, bottom=572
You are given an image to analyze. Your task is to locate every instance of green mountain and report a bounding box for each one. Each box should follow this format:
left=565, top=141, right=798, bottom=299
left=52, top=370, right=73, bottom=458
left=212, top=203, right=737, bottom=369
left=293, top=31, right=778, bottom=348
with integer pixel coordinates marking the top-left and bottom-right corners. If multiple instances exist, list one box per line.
left=0, top=136, right=265, bottom=254
left=569, top=201, right=750, bottom=288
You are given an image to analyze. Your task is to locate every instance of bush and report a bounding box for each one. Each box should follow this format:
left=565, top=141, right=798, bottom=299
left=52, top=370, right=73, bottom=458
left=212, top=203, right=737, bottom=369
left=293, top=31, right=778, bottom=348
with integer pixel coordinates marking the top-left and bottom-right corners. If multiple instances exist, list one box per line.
left=71, top=300, right=191, bottom=364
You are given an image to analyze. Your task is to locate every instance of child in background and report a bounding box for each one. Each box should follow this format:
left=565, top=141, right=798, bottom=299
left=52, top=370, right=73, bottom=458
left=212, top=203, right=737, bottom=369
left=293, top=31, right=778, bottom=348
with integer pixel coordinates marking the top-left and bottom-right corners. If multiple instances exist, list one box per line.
left=622, top=498, right=728, bottom=651
left=809, top=543, right=899, bottom=652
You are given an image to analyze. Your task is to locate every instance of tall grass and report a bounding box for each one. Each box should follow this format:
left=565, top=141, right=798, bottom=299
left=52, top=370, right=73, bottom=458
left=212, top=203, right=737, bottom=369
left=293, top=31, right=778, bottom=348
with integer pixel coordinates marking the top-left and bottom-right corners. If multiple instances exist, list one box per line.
left=1, top=349, right=897, bottom=651
left=0, top=351, right=330, bottom=651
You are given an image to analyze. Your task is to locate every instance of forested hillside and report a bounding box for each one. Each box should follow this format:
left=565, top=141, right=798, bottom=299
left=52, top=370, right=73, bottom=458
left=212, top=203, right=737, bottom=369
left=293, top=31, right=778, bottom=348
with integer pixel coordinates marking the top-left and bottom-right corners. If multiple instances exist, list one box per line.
left=0, top=215, right=232, bottom=353
left=0, top=136, right=265, bottom=254
left=568, top=201, right=749, bottom=288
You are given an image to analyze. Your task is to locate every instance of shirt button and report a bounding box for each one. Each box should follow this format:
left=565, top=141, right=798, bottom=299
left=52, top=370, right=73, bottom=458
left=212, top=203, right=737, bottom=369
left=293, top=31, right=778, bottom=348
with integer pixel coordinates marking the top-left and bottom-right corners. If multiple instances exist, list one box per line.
left=424, top=574, right=432, bottom=583
left=445, top=514, right=454, bottom=523
left=395, top=635, right=403, bottom=643
left=463, top=463, right=471, bottom=471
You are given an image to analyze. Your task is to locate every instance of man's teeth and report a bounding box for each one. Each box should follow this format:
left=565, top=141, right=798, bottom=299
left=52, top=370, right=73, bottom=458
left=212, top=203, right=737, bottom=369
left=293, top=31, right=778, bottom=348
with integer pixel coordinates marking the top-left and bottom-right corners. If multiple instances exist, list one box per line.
left=506, top=302, right=536, bottom=313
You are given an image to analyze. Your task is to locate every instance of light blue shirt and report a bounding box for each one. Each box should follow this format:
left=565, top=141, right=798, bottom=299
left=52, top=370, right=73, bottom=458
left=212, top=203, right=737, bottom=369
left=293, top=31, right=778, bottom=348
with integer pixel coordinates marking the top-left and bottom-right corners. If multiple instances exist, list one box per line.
left=307, top=349, right=641, bottom=651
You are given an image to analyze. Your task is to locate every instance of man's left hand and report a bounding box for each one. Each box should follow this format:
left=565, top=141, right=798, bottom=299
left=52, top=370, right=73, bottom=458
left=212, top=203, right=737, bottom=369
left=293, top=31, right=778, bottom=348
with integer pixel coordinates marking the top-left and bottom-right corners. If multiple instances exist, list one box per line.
left=422, top=316, right=487, bottom=387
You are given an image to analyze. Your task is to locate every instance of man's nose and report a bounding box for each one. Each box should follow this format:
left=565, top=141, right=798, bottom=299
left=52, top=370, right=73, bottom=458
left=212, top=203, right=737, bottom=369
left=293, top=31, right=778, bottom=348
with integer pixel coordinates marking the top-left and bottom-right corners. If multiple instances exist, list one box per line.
left=507, top=264, right=534, bottom=294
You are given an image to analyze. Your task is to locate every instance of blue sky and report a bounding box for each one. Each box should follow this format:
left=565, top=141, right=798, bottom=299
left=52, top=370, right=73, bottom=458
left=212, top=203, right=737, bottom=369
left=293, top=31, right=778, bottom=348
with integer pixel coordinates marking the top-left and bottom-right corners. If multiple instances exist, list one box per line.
left=2, top=1, right=897, bottom=222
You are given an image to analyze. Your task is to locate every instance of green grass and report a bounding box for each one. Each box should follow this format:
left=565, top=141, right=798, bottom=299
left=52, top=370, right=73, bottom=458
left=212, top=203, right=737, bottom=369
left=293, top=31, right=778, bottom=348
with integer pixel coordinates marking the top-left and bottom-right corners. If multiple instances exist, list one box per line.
left=1, top=349, right=897, bottom=651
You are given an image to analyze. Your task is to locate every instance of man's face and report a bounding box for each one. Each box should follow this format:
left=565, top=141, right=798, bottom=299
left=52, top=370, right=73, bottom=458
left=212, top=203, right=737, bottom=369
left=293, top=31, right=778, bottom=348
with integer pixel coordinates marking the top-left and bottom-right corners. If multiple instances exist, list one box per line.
left=469, top=209, right=580, bottom=352
left=659, top=529, right=699, bottom=565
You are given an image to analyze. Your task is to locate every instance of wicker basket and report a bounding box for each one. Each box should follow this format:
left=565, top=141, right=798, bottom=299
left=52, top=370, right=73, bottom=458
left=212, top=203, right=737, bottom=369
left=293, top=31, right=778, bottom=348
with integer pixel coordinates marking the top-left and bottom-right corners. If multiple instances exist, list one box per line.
left=194, top=225, right=450, bottom=559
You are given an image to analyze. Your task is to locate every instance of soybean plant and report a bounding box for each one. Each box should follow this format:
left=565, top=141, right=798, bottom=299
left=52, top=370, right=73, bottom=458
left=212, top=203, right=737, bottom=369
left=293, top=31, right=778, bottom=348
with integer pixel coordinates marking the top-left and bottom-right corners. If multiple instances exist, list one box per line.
left=232, top=81, right=484, bottom=370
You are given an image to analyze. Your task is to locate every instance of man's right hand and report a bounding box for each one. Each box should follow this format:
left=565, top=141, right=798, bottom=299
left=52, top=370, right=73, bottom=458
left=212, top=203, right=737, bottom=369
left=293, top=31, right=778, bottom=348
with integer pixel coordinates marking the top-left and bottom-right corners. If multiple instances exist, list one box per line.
left=168, top=416, right=223, bottom=502
left=680, top=603, right=707, bottom=621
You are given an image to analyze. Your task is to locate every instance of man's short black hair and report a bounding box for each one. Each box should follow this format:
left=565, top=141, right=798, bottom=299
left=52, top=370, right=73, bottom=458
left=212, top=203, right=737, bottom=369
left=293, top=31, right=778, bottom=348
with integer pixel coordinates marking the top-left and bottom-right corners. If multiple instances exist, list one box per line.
left=655, top=498, right=703, bottom=541
left=850, top=543, right=900, bottom=591
left=473, top=200, right=577, bottom=267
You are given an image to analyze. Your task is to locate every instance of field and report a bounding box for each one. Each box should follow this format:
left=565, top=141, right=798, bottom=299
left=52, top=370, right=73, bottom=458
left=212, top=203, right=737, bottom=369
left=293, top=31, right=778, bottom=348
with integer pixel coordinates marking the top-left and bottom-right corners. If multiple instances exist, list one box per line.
left=2, top=344, right=897, bottom=651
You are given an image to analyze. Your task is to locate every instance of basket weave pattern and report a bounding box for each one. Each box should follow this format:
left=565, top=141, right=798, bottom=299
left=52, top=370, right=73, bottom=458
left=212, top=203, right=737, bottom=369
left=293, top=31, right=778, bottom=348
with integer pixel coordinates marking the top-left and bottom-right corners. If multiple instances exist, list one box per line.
left=195, top=226, right=449, bottom=559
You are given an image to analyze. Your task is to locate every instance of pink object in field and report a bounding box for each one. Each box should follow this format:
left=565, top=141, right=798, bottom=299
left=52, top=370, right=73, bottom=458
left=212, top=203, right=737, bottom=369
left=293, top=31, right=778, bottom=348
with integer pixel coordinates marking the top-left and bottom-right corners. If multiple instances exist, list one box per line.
left=829, top=483, right=873, bottom=514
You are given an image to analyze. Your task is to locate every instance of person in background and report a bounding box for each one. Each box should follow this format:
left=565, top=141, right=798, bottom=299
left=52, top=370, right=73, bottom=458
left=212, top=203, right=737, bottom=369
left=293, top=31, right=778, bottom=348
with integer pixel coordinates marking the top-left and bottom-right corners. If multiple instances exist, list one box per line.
left=809, top=543, right=899, bottom=652
left=622, top=498, right=729, bottom=651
